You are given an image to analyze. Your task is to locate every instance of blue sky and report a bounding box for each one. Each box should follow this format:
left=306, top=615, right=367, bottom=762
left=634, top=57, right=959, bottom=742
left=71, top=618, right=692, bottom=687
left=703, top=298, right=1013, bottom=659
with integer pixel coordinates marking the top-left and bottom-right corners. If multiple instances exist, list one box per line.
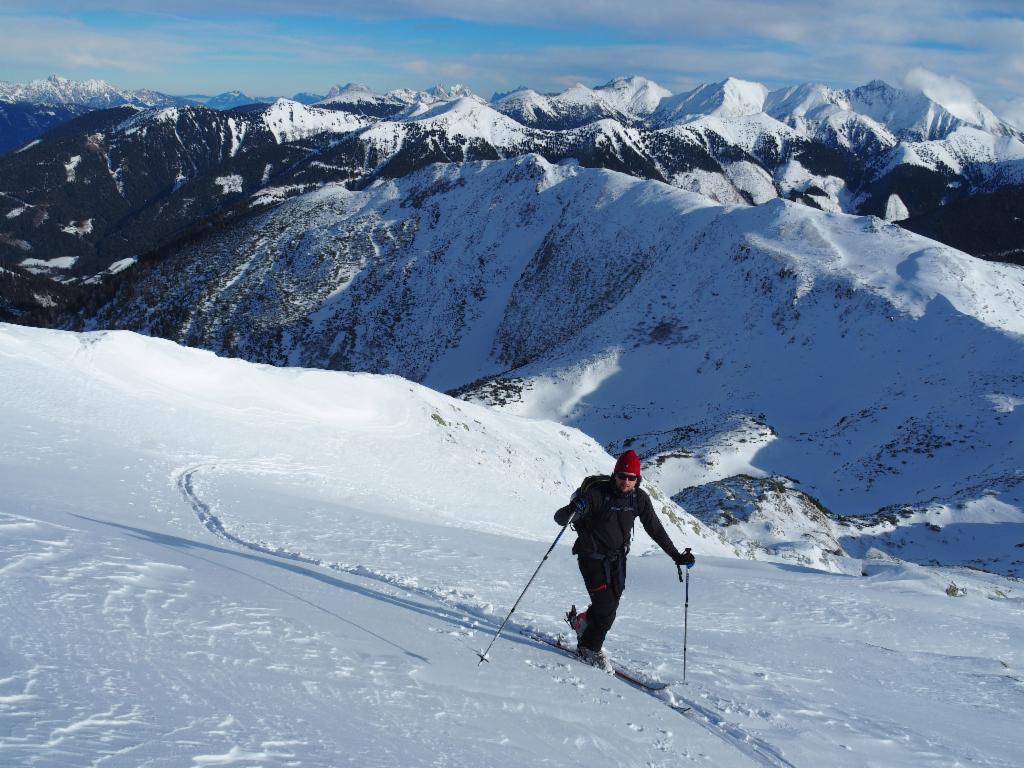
left=1, top=2, right=1022, bottom=121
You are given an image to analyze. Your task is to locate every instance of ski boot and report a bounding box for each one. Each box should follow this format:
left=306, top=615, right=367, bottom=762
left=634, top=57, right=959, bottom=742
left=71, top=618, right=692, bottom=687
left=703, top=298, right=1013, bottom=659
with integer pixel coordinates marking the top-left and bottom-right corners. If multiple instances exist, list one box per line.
left=576, top=645, right=613, bottom=673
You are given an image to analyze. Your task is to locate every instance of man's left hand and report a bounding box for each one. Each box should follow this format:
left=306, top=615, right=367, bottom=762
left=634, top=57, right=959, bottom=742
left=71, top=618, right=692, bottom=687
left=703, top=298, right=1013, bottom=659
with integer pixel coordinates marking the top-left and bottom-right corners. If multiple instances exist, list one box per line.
left=674, top=549, right=695, bottom=568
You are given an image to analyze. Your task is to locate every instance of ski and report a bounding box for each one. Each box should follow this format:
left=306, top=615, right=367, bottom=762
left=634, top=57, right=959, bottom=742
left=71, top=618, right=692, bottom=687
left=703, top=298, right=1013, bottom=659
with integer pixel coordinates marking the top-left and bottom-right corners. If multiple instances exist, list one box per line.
left=523, top=630, right=670, bottom=692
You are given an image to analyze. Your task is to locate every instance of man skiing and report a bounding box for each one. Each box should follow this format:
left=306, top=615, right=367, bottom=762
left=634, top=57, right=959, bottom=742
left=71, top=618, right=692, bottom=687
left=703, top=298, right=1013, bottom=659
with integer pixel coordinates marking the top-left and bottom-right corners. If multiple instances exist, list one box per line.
left=555, top=449, right=695, bottom=670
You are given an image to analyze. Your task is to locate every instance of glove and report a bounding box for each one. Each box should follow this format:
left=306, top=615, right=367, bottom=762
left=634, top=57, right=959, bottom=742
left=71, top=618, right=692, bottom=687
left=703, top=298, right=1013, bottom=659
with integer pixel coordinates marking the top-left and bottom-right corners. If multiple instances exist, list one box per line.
left=569, top=491, right=588, bottom=521
left=674, top=549, right=695, bottom=568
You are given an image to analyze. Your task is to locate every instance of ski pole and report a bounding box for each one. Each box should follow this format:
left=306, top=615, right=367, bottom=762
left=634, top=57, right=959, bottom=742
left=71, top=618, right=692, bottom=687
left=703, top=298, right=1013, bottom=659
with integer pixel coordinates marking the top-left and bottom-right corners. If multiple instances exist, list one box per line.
left=477, top=508, right=581, bottom=665
left=676, top=548, right=691, bottom=682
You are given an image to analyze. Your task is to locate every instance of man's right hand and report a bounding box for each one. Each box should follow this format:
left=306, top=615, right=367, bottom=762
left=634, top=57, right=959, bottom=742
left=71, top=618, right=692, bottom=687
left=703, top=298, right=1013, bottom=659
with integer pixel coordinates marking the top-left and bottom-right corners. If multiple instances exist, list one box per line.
left=569, top=492, right=588, bottom=520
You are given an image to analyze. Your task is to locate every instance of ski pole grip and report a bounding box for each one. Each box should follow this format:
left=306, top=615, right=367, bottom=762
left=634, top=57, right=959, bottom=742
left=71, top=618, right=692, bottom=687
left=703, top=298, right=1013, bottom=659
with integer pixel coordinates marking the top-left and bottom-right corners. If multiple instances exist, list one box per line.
left=677, top=548, right=691, bottom=581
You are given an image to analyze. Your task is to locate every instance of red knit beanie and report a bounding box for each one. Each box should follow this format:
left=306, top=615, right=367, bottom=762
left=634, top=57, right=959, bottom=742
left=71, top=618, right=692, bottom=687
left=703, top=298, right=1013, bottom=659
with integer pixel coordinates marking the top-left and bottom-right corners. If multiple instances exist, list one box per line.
left=613, top=450, right=641, bottom=477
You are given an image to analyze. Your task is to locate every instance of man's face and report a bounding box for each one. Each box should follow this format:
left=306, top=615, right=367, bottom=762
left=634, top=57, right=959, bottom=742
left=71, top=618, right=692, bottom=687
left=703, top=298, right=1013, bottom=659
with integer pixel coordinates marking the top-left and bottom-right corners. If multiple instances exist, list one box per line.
left=614, top=472, right=638, bottom=491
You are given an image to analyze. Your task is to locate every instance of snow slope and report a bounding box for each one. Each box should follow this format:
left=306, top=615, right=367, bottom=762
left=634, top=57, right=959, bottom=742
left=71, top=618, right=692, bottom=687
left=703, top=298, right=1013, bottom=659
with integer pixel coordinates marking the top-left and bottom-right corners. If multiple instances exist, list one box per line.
left=653, top=78, right=769, bottom=126
left=2, top=323, right=1022, bottom=767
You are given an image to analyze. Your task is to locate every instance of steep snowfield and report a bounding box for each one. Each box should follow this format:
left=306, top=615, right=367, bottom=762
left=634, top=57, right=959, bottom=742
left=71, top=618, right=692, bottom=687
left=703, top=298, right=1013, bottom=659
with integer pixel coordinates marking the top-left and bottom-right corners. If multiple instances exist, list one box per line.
left=653, top=78, right=769, bottom=126
left=595, top=76, right=671, bottom=116
left=2, top=324, right=1022, bottom=767
left=260, top=99, right=367, bottom=144
left=404, top=97, right=533, bottom=146
left=870, top=127, right=1024, bottom=184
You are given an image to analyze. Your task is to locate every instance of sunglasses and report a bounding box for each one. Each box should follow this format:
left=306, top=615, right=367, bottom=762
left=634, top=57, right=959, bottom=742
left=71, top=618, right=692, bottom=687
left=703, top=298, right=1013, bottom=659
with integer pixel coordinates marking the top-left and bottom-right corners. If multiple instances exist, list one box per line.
left=614, top=473, right=638, bottom=482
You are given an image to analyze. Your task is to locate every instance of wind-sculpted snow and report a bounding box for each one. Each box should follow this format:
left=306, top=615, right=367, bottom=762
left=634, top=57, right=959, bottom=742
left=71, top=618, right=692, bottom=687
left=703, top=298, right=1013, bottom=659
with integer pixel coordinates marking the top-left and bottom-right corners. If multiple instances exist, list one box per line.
left=77, top=156, right=1024, bottom=574
left=1, top=322, right=1022, bottom=767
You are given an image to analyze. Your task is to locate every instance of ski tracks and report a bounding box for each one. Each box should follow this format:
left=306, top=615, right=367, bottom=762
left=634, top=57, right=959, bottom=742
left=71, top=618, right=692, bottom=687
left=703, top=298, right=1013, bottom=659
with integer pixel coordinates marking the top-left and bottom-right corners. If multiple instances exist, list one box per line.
left=177, top=463, right=798, bottom=768
left=663, top=690, right=797, bottom=768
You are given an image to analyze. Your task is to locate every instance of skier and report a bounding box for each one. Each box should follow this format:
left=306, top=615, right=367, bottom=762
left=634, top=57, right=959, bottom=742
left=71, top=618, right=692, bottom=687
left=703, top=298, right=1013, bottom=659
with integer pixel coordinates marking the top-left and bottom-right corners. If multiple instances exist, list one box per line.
left=555, top=449, right=695, bottom=670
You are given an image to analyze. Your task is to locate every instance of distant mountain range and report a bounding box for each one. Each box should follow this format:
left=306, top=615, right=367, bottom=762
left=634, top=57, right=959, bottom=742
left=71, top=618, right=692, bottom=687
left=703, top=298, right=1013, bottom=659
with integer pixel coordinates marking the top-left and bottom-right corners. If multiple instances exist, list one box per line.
left=0, top=75, right=329, bottom=153
left=0, top=74, right=186, bottom=109
left=1, top=72, right=1021, bottom=297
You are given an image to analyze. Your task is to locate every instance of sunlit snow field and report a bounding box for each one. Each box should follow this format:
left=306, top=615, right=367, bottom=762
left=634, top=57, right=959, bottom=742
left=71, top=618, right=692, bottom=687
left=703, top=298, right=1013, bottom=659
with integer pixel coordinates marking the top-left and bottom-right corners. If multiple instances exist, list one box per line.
left=2, top=324, right=1022, bottom=767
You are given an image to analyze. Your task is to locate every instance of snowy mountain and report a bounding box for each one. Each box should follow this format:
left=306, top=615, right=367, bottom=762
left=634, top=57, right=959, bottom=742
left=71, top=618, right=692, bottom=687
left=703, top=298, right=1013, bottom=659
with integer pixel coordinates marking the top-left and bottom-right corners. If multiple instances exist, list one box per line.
left=3, top=72, right=1023, bottom=282
left=597, top=76, right=673, bottom=116
left=849, top=80, right=1009, bottom=141
left=763, top=83, right=899, bottom=155
left=2, top=321, right=1022, bottom=767
left=492, top=77, right=670, bottom=130
left=652, top=78, right=769, bottom=126
left=71, top=155, right=1024, bottom=577
left=0, top=75, right=189, bottom=155
left=0, top=100, right=371, bottom=278
left=492, top=82, right=633, bottom=130
left=0, top=74, right=185, bottom=109
left=317, top=82, right=485, bottom=119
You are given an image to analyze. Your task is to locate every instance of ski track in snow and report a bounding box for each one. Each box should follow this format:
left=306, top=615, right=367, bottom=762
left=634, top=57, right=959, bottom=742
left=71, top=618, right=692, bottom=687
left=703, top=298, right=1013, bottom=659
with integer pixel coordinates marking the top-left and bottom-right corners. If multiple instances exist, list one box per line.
left=177, top=463, right=796, bottom=768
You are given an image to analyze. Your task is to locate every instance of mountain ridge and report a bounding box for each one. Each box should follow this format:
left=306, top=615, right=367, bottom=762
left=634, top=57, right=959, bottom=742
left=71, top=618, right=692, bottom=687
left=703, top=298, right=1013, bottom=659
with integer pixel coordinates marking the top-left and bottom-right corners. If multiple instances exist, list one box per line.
left=5, top=75, right=1022, bottom=290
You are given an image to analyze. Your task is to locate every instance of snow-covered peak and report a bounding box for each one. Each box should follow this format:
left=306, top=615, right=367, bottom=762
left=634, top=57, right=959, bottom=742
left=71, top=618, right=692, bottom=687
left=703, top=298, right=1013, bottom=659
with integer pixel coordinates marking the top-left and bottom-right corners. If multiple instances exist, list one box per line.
left=115, top=105, right=181, bottom=135
left=763, top=82, right=898, bottom=150
left=319, top=82, right=381, bottom=104
left=318, top=83, right=483, bottom=115
left=870, top=126, right=1024, bottom=178
left=904, top=74, right=1007, bottom=135
left=595, top=76, right=672, bottom=116
left=491, top=82, right=630, bottom=128
left=260, top=98, right=367, bottom=143
left=0, top=73, right=179, bottom=108
left=113, top=99, right=367, bottom=144
left=653, top=77, right=769, bottom=126
left=672, top=111, right=801, bottom=155
left=402, top=97, right=530, bottom=144
left=425, top=83, right=476, bottom=100
left=491, top=88, right=553, bottom=118
left=849, top=80, right=972, bottom=140
left=556, top=83, right=604, bottom=106
left=764, top=83, right=849, bottom=121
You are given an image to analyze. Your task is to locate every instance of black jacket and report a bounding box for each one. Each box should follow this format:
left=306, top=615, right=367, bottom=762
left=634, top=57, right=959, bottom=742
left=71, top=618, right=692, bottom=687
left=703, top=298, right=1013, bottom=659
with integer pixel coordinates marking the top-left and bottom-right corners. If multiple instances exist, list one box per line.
left=555, top=478, right=681, bottom=560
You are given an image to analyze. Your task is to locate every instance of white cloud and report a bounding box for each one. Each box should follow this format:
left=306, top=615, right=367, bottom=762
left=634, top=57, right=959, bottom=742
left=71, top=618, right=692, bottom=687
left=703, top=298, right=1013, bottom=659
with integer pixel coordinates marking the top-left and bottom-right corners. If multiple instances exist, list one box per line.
left=904, top=67, right=984, bottom=124
left=0, top=16, right=196, bottom=74
left=998, top=98, right=1024, bottom=131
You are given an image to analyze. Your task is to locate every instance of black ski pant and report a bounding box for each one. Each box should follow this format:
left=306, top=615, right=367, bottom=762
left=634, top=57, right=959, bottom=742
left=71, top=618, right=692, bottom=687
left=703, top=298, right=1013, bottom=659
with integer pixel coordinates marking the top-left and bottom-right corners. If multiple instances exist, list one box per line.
left=577, top=553, right=627, bottom=653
